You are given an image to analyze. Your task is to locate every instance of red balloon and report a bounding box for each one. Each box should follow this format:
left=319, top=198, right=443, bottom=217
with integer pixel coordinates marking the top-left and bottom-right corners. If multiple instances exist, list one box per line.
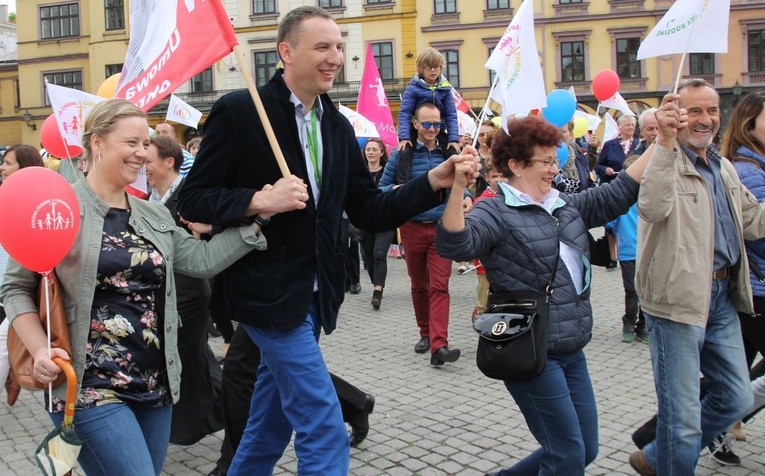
left=0, top=167, right=81, bottom=272
left=40, top=114, right=83, bottom=160
left=592, top=70, right=621, bottom=102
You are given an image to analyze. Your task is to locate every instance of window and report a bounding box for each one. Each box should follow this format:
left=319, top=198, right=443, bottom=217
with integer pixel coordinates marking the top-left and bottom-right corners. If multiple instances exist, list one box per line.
left=40, top=4, right=80, bottom=39
left=486, top=0, right=509, bottom=8
left=616, top=38, right=641, bottom=79
left=559, top=0, right=583, bottom=3
left=434, top=0, right=457, bottom=14
left=44, top=70, right=83, bottom=104
left=105, top=64, right=123, bottom=78
left=372, top=42, right=394, bottom=80
left=191, top=67, right=213, bottom=92
left=254, top=50, right=278, bottom=87
left=442, top=50, right=460, bottom=88
left=319, top=0, right=343, bottom=7
left=561, top=41, right=585, bottom=82
left=689, top=53, right=714, bottom=76
left=252, top=0, right=276, bottom=14
left=488, top=46, right=496, bottom=86
left=366, top=0, right=392, bottom=3
left=104, top=0, right=124, bottom=31
left=749, top=29, right=765, bottom=73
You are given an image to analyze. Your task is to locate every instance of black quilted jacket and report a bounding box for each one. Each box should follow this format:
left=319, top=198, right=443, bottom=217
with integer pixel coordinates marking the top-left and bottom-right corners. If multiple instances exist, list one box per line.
left=437, top=173, right=639, bottom=354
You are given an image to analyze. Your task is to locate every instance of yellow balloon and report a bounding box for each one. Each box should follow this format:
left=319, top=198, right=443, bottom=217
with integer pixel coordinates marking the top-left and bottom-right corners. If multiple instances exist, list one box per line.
left=490, top=116, right=502, bottom=128
left=572, top=116, right=589, bottom=138
left=96, top=73, right=121, bottom=98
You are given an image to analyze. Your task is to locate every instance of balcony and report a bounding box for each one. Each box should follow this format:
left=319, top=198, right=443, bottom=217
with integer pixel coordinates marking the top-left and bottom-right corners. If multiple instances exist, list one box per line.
left=743, top=71, right=765, bottom=85
left=148, top=78, right=411, bottom=116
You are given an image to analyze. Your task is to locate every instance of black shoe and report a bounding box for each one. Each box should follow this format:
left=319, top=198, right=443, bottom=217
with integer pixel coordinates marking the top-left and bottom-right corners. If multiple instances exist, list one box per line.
left=371, top=289, right=383, bottom=310
left=631, top=416, right=657, bottom=449
left=708, top=432, right=741, bottom=466
left=414, top=336, right=430, bottom=353
left=208, top=319, right=222, bottom=338
left=349, top=393, right=375, bottom=447
left=208, top=465, right=227, bottom=476
left=350, top=283, right=361, bottom=294
left=430, top=346, right=461, bottom=366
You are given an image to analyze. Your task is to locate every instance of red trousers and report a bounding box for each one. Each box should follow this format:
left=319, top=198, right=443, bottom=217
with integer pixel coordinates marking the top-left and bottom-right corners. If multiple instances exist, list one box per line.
left=399, top=221, right=453, bottom=354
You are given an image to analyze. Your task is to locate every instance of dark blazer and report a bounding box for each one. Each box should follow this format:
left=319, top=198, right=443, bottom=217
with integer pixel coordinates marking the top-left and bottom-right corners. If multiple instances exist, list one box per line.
left=165, top=179, right=210, bottom=303
left=179, top=71, right=441, bottom=334
left=595, top=137, right=637, bottom=184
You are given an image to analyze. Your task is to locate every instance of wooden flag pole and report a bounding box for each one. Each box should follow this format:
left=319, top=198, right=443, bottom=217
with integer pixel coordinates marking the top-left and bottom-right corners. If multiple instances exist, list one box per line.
left=232, top=44, right=291, bottom=178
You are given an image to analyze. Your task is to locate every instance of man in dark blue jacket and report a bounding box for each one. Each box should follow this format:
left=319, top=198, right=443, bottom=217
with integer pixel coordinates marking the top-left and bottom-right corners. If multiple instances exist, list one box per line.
left=380, top=102, right=472, bottom=366
left=179, top=6, right=475, bottom=475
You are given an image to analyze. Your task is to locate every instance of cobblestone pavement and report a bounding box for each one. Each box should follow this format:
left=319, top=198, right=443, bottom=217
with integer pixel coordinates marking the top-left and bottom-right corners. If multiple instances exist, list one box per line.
left=2, top=254, right=764, bottom=475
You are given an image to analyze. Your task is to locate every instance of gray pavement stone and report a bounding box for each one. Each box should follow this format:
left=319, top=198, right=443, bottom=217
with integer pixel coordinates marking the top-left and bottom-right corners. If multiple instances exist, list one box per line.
left=1, top=254, right=764, bottom=475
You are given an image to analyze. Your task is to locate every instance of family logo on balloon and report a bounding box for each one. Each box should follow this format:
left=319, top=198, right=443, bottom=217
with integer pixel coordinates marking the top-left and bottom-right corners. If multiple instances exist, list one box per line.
left=30, top=199, right=77, bottom=232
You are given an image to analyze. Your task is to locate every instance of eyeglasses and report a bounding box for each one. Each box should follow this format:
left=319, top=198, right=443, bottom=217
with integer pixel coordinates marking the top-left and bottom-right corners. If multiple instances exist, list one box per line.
left=531, top=158, right=560, bottom=170
left=427, top=65, right=441, bottom=71
left=416, top=120, right=443, bottom=130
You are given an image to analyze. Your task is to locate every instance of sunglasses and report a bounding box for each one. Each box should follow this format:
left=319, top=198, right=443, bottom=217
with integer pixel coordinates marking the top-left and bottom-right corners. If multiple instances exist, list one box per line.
left=416, top=120, right=443, bottom=129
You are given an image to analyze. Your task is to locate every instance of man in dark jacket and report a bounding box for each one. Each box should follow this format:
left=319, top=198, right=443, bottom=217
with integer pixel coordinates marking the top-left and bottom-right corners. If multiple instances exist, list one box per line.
left=179, top=6, right=475, bottom=475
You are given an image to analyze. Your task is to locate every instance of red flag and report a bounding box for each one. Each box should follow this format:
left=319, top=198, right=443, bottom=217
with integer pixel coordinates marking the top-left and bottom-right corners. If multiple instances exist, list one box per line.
left=452, top=88, right=471, bottom=114
left=115, top=0, right=237, bottom=111
left=356, top=44, right=397, bottom=150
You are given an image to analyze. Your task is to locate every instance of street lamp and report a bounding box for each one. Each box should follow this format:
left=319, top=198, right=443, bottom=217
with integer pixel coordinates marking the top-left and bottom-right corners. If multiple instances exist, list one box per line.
left=733, top=80, right=743, bottom=99
left=22, top=110, right=36, bottom=131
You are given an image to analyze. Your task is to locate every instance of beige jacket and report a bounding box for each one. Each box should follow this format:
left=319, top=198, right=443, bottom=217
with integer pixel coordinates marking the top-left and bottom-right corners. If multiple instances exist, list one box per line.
left=636, top=143, right=765, bottom=327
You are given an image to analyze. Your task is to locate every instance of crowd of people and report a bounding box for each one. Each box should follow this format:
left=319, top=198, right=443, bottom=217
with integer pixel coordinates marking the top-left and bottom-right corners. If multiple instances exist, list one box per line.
left=1, top=5, right=765, bottom=476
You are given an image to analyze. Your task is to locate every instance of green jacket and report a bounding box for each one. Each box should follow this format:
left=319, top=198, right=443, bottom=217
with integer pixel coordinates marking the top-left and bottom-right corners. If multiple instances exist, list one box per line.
left=636, top=143, right=765, bottom=327
left=0, top=179, right=266, bottom=403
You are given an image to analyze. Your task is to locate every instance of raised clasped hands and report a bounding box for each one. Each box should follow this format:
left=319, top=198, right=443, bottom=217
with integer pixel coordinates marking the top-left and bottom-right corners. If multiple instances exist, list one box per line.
left=654, top=92, right=688, bottom=147
left=433, top=145, right=481, bottom=191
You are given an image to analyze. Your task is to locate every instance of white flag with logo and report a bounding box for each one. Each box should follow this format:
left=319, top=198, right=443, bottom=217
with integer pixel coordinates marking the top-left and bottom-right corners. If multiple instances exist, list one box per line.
left=45, top=81, right=105, bottom=148
left=166, top=94, right=203, bottom=129
left=604, top=113, right=619, bottom=141
left=574, top=110, right=601, bottom=132
left=636, top=0, right=730, bottom=60
left=484, top=0, right=546, bottom=130
left=599, top=91, right=635, bottom=117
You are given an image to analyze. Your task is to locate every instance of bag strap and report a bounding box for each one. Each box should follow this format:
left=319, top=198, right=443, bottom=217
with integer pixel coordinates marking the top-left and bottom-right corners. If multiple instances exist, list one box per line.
left=544, top=219, right=562, bottom=297
left=748, top=255, right=765, bottom=283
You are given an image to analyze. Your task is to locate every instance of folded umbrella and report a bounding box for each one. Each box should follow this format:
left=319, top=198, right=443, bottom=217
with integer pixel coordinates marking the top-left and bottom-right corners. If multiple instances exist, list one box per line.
left=34, top=358, right=81, bottom=476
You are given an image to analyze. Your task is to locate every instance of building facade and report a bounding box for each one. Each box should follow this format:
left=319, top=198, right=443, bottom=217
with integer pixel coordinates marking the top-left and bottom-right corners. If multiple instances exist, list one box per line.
left=5, top=0, right=765, bottom=147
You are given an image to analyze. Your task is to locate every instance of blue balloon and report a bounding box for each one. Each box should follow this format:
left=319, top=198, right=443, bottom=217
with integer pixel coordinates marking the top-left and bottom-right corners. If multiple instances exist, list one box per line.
left=557, top=142, right=570, bottom=169
left=357, top=137, right=369, bottom=151
left=541, top=89, right=577, bottom=128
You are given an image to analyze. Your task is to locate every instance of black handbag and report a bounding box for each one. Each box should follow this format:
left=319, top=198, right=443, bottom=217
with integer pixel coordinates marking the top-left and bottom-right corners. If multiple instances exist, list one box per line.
left=588, top=232, right=611, bottom=267
left=472, top=253, right=559, bottom=381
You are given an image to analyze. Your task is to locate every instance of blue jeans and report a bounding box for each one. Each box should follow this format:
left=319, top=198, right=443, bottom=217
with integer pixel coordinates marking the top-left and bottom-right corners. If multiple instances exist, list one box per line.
left=49, top=402, right=172, bottom=476
left=229, top=301, right=349, bottom=476
left=497, top=350, right=598, bottom=476
left=643, top=279, right=753, bottom=475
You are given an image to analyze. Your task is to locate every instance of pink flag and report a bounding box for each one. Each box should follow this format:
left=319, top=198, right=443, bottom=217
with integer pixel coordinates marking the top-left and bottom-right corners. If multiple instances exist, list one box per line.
left=115, top=0, right=237, bottom=111
left=452, top=88, right=471, bottom=114
left=356, top=44, right=397, bottom=149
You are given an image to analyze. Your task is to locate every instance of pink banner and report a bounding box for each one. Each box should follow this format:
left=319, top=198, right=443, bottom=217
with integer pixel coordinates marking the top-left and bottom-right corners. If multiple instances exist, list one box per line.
left=115, top=0, right=237, bottom=111
left=452, top=88, right=471, bottom=114
left=356, top=44, right=397, bottom=150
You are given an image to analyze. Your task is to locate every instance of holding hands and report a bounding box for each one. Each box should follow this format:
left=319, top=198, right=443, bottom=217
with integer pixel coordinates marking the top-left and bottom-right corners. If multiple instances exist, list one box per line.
left=428, top=145, right=481, bottom=192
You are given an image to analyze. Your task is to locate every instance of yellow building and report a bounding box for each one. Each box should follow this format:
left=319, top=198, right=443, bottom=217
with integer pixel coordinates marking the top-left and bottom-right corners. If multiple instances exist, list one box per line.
left=8, top=0, right=765, bottom=145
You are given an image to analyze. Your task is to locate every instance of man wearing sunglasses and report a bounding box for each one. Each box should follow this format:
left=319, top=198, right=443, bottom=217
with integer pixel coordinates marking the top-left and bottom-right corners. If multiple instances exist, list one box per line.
left=380, top=102, right=473, bottom=366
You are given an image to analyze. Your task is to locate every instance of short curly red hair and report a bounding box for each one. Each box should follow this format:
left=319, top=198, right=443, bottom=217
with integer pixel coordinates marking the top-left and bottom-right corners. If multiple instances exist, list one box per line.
left=491, top=116, right=562, bottom=178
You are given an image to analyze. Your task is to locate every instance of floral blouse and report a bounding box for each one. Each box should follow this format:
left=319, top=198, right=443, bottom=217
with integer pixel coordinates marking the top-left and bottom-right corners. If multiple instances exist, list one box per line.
left=52, top=208, right=169, bottom=412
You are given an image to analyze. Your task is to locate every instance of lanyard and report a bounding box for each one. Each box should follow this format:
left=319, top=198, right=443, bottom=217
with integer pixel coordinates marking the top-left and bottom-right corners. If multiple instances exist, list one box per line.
left=306, top=108, right=321, bottom=188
